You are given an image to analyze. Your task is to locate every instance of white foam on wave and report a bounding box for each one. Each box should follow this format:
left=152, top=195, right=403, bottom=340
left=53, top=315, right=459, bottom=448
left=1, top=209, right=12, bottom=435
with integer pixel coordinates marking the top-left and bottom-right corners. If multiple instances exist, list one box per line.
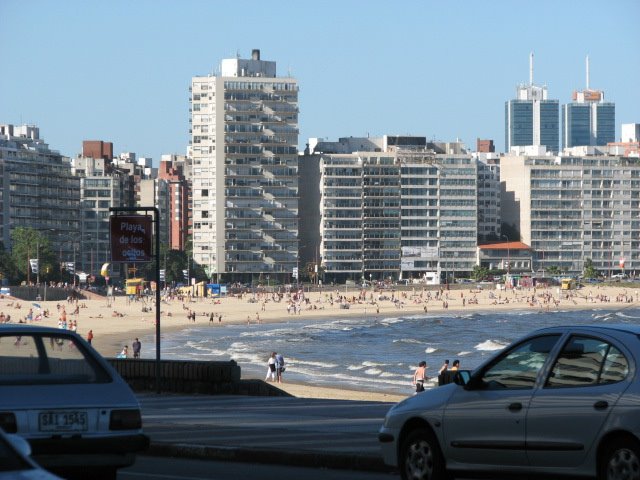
left=392, top=338, right=423, bottom=345
left=475, top=340, right=507, bottom=351
left=287, top=358, right=338, bottom=369
left=380, top=317, right=403, bottom=325
left=425, top=347, right=437, bottom=354
left=364, top=368, right=383, bottom=376
left=347, top=364, right=365, bottom=371
left=362, top=361, right=387, bottom=367
left=616, top=311, right=640, bottom=319
left=457, top=351, right=472, bottom=356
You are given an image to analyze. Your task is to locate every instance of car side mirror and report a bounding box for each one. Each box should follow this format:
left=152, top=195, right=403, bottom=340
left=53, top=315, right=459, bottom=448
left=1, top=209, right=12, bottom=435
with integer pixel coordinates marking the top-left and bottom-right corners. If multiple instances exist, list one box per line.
left=453, top=370, right=471, bottom=386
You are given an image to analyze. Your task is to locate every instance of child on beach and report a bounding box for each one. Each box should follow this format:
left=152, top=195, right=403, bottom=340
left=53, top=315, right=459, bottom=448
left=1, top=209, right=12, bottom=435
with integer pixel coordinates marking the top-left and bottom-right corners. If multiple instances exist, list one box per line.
left=413, top=361, right=428, bottom=393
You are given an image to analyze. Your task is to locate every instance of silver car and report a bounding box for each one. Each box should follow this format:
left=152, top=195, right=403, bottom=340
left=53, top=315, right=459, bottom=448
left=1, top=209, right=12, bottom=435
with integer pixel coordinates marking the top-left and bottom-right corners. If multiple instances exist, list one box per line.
left=379, top=324, right=640, bottom=480
left=0, top=325, right=149, bottom=480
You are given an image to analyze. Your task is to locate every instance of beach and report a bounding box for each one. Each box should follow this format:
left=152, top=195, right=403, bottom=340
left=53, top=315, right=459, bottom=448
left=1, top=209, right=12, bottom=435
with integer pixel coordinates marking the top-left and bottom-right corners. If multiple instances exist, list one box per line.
left=1, top=283, right=638, bottom=403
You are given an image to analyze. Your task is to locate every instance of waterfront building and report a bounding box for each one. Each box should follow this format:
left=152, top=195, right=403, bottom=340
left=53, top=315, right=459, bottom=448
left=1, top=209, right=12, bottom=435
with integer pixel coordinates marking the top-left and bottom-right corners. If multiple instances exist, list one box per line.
left=0, top=124, right=80, bottom=274
left=501, top=151, right=640, bottom=276
left=562, top=57, right=615, bottom=149
left=72, top=147, right=157, bottom=278
left=190, top=49, right=299, bottom=282
left=313, top=137, right=478, bottom=284
left=158, top=155, right=191, bottom=251
left=505, top=53, right=559, bottom=153
left=475, top=153, right=501, bottom=242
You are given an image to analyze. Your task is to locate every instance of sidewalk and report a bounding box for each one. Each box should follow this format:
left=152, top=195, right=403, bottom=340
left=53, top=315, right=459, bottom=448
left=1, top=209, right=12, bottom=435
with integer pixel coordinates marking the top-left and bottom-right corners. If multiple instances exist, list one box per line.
left=138, top=392, right=397, bottom=472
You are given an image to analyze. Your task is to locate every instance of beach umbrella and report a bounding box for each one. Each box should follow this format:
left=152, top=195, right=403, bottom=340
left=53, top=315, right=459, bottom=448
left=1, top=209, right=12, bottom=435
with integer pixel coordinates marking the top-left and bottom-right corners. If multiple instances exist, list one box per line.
left=32, top=303, right=41, bottom=309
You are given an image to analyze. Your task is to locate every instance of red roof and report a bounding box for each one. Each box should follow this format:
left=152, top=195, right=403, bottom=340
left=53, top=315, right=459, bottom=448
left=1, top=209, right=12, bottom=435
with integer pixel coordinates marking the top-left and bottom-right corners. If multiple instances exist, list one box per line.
left=479, top=241, right=531, bottom=251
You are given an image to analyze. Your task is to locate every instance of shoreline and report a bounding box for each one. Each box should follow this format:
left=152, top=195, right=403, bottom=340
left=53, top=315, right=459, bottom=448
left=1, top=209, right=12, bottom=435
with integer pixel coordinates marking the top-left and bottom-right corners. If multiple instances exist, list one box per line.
left=2, top=284, right=638, bottom=401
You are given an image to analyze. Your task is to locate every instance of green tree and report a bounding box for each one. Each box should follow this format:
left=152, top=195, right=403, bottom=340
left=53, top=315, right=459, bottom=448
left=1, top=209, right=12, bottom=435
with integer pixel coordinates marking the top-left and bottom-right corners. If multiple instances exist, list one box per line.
left=0, top=242, right=18, bottom=284
left=10, top=227, right=57, bottom=284
left=546, top=265, right=561, bottom=276
left=472, top=265, right=490, bottom=282
left=583, top=258, right=598, bottom=279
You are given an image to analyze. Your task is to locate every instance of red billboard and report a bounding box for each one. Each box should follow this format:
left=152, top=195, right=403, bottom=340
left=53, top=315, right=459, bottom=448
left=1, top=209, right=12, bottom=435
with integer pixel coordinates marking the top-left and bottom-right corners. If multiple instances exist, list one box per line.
left=110, top=215, right=153, bottom=263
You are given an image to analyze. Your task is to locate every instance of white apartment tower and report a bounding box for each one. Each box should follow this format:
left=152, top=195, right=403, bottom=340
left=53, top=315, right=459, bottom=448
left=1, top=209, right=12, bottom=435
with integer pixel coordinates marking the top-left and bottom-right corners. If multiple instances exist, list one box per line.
left=190, top=50, right=299, bottom=281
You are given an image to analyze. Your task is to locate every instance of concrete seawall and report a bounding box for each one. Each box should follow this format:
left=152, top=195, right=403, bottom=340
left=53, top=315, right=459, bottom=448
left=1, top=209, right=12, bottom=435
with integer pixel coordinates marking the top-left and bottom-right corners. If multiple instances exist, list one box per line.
left=107, top=358, right=289, bottom=396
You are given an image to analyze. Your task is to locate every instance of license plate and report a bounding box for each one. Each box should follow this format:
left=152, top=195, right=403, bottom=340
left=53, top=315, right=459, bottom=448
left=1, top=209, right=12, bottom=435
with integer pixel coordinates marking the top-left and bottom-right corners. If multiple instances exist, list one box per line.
left=38, top=411, right=88, bottom=432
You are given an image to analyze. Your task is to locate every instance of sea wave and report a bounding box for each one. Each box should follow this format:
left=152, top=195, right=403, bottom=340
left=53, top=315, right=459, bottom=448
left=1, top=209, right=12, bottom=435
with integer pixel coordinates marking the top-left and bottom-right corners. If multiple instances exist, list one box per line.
left=425, top=347, right=437, bottom=354
left=475, top=340, right=507, bottom=351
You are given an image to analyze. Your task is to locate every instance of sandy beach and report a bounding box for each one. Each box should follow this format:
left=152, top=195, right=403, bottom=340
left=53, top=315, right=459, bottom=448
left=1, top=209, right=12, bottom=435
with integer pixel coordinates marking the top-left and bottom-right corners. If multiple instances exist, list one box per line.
left=1, top=283, right=638, bottom=402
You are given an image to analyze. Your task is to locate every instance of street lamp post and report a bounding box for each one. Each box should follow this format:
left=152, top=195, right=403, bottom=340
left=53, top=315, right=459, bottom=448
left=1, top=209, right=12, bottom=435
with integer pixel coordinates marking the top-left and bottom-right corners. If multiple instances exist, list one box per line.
left=501, top=234, right=510, bottom=274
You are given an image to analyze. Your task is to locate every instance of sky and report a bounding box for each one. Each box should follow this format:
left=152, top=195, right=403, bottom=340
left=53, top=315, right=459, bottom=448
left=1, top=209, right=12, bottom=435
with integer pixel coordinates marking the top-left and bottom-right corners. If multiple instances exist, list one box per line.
left=1, top=0, right=639, bottom=164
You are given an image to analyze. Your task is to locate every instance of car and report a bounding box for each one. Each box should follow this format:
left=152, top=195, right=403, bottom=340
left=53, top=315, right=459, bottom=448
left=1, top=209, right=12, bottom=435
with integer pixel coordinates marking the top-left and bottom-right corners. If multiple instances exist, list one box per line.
left=0, top=325, right=149, bottom=480
left=0, top=427, right=63, bottom=479
left=610, top=274, right=628, bottom=281
left=379, top=324, right=640, bottom=480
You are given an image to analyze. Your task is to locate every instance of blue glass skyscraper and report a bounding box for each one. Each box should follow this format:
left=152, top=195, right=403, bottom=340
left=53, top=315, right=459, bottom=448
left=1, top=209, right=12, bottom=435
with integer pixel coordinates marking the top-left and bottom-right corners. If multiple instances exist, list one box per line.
left=505, top=54, right=559, bottom=153
left=562, top=57, right=615, bottom=149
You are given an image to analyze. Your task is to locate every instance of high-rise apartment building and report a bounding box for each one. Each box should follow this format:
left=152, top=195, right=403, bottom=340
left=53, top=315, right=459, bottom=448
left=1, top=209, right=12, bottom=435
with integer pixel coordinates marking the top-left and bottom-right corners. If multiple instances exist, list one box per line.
left=190, top=49, right=299, bottom=282
left=159, top=155, right=191, bottom=251
left=313, top=137, right=478, bottom=284
left=501, top=151, right=640, bottom=275
left=562, top=57, right=615, bottom=149
left=0, top=124, right=80, bottom=268
left=505, top=54, right=559, bottom=153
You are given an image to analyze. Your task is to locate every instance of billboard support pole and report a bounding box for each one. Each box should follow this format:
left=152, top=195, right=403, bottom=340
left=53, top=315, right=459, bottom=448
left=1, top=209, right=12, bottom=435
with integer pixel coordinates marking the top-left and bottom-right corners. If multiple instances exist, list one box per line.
left=110, top=207, right=161, bottom=394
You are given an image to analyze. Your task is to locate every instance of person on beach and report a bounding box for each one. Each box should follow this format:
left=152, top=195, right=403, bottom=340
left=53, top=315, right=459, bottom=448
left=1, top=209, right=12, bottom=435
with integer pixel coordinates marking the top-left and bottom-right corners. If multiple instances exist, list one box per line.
left=117, top=345, right=128, bottom=359
left=275, top=352, right=285, bottom=383
left=87, top=329, right=94, bottom=344
left=265, top=352, right=276, bottom=381
left=438, top=359, right=449, bottom=375
left=413, top=361, right=428, bottom=393
left=451, top=359, right=460, bottom=371
left=132, top=338, right=141, bottom=359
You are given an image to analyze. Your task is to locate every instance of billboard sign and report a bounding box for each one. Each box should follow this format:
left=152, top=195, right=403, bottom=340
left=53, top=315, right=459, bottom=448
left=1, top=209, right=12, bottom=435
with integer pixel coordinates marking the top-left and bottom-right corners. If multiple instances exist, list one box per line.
left=110, top=215, right=153, bottom=263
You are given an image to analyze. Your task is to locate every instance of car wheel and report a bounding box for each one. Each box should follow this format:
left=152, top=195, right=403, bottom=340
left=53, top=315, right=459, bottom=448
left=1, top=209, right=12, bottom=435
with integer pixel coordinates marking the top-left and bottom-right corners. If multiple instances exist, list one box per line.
left=400, top=428, right=447, bottom=480
left=599, top=437, right=640, bottom=480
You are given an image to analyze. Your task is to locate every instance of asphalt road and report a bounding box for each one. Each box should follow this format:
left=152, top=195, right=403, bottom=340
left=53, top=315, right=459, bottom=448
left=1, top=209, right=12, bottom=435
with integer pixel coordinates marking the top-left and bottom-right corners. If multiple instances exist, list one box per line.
left=118, top=456, right=397, bottom=480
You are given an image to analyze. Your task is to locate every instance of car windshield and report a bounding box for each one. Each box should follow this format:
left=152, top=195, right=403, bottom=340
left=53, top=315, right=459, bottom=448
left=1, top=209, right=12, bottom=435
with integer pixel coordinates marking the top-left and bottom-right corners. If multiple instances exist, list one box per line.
left=482, top=334, right=561, bottom=389
left=0, top=333, right=111, bottom=385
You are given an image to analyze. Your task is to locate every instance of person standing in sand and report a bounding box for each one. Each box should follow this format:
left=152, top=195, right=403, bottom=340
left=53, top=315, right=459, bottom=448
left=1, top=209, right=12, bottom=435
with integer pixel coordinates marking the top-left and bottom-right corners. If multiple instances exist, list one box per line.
left=265, top=352, right=276, bottom=381
left=413, top=361, right=428, bottom=393
left=275, top=352, right=285, bottom=383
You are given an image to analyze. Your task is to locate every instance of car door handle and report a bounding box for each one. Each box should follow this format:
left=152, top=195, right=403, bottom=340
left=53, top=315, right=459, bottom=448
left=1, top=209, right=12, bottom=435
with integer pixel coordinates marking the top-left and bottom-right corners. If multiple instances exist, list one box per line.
left=594, top=400, right=609, bottom=410
left=508, top=402, right=522, bottom=411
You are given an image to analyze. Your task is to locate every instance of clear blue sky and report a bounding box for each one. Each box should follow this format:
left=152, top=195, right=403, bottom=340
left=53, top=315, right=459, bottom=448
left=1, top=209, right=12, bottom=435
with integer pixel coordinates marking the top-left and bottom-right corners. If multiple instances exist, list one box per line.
left=1, top=0, right=638, bottom=163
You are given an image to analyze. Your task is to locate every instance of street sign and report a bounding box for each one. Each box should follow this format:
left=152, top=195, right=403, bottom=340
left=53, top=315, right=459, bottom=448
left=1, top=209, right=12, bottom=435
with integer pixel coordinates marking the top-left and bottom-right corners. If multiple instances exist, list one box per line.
left=110, top=215, right=153, bottom=263
left=293, top=267, right=298, bottom=279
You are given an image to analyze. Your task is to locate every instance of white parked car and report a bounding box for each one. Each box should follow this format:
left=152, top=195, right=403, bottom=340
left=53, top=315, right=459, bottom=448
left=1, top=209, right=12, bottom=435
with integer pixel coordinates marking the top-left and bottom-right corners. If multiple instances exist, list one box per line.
left=0, top=428, right=62, bottom=479
left=0, top=325, right=149, bottom=480
left=379, top=324, right=640, bottom=480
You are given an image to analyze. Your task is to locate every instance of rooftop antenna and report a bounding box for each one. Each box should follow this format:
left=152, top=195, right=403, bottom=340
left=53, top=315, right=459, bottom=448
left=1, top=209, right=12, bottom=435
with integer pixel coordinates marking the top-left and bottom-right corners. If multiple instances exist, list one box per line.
left=529, top=52, right=534, bottom=86
left=586, top=55, right=590, bottom=90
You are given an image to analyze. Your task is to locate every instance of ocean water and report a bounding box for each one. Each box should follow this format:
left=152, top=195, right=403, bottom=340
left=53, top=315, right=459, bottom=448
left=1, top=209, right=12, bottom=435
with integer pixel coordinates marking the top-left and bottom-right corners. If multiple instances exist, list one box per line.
left=142, top=307, right=640, bottom=396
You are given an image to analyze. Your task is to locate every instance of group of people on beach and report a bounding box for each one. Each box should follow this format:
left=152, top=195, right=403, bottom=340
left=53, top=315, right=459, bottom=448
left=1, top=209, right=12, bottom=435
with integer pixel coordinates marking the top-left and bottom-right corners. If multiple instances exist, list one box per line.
left=413, top=358, right=460, bottom=393
left=265, top=352, right=285, bottom=383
